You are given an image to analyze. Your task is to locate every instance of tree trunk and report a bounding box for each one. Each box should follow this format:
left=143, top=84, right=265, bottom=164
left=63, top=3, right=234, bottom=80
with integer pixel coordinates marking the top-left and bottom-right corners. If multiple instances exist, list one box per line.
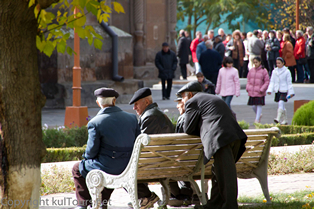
left=0, top=1, right=46, bottom=208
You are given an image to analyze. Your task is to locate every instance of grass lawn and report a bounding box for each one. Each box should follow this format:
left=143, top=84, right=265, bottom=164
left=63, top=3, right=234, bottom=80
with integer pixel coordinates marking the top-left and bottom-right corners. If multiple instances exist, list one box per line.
left=238, top=190, right=314, bottom=208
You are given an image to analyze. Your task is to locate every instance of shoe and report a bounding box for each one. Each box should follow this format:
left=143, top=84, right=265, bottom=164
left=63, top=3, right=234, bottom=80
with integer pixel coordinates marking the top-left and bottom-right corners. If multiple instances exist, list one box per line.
left=280, top=109, right=288, bottom=125
left=166, top=97, right=170, bottom=100
left=162, top=97, right=166, bottom=100
left=168, top=198, right=183, bottom=207
left=140, top=192, right=159, bottom=209
left=274, top=108, right=284, bottom=124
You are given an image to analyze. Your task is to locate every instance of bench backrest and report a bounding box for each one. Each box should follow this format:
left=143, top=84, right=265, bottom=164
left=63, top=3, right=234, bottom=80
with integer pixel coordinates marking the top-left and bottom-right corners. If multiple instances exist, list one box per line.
left=137, top=127, right=280, bottom=181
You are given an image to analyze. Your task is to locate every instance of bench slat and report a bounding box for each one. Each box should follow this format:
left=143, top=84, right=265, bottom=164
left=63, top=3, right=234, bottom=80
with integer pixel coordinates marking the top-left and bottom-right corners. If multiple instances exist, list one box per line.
left=149, top=139, right=202, bottom=146
left=142, top=144, right=202, bottom=152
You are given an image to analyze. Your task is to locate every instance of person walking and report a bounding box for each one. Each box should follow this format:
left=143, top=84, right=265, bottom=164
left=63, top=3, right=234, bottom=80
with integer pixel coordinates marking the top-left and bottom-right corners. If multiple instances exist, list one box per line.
left=265, top=30, right=280, bottom=76
left=246, top=57, right=270, bottom=123
left=226, top=30, right=245, bottom=75
left=267, top=57, right=295, bottom=125
left=282, top=34, right=297, bottom=82
left=190, top=31, right=203, bottom=74
left=199, top=40, right=223, bottom=85
left=215, top=57, right=241, bottom=109
left=247, top=30, right=264, bottom=70
left=242, top=32, right=252, bottom=78
left=277, top=30, right=284, bottom=57
left=177, top=30, right=191, bottom=79
left=294, top=30, right=306, bottom=83
left=196, top=35, right=209, bottom=73
left=155, top=42, right=178, bottom=100
left=214, top=35, right=225, bottom=60
left=307, top=26, right=314, bottom=83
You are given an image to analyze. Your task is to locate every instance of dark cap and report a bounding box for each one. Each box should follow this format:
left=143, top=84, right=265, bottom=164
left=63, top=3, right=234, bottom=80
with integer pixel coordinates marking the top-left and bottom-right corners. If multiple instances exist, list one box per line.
left=269, top=30, right=276, bottom=34
left=174, top=93, right=183, bottom=102
left=129, top=87, right=152, bottom=104
left=214, top=35, right=222, bottom=39
left=94, top=87, right=119, bottom=98
left=177, top=81, right=203, bottom=94
left=162, top=42, right=169, bottom=47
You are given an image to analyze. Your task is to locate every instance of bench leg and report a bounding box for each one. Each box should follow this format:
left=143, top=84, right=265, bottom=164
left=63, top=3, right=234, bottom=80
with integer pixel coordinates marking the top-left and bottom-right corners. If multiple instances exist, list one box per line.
left=253, top=159, right=271, bottom=204
left=188, top=176, right=207, bottom=205
left=125, top=184, right=140, bottom=209
left=158, top=178, right=170, bottom=208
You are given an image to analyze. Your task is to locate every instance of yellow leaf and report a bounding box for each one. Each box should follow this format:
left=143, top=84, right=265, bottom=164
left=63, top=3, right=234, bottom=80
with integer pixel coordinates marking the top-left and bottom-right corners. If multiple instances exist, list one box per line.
left=28, top=0, right=36, bottom=8
left=34, top=4, right=41, bottom=18
left=57, top=11, right=61, bottom=17
left=112, top=2, right=125, bottom=14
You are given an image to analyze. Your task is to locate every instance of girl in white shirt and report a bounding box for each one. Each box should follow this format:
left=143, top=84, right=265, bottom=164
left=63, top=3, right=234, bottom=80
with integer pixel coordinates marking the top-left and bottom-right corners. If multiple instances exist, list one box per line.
left=267, top=57, right=295, bottom=124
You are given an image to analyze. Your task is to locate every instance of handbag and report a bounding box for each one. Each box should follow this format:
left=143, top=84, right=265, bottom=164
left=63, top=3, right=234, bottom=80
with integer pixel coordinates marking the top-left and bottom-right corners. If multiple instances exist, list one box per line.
left=298, top=57, right=308, bottom=65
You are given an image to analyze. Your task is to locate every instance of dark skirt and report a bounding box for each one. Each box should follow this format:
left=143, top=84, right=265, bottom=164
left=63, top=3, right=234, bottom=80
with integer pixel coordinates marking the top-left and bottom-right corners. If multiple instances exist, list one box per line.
left=247, top=96, right=265, bottom=106
left=274, top=92, right=288, bottom=102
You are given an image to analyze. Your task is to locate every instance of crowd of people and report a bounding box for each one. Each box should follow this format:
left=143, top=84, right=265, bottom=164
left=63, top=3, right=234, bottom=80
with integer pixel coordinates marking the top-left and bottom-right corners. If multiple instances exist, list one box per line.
left=176, top=27, right=314, bottom=83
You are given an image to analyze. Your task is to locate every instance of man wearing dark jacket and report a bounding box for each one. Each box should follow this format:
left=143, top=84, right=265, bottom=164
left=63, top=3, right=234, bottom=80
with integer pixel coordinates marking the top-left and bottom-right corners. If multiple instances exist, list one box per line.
left=72, top=88, right=140, bottom=209
left=199, top=40, right=223, bottom=85
left=177, top=81, right=247, bottom=209
left=265, top=30, right=280, bottom=76
left=155, top=42, right=178, bottom=100
left=214, top=35, right=225, bottom=59
left=129, top=87, right=174, bottom=208
left=177, top=30, right=190, bottom=79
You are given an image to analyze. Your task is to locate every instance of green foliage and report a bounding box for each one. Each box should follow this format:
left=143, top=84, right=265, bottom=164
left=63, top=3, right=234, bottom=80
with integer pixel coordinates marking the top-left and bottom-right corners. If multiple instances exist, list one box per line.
left=238, top=120, right=250, bottom=130
left=28, top=0, right=125, bottom=57
left=41, top=165, right=75, bottom=195
left=42, top=147, right=85, bottom=163
left=292, top=100, right=314, bottom=126
left=255, top=124, right=314, bottom=135
left=271, top=133, right=314, bottom=146
left=42, top=126, right=88, bottom=148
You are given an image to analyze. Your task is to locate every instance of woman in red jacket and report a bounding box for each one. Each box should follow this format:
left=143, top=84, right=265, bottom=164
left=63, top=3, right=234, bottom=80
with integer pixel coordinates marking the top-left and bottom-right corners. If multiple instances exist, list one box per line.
left=294, top=30, right=306, bottom=83
left=282, top=34, right=297, bottom=82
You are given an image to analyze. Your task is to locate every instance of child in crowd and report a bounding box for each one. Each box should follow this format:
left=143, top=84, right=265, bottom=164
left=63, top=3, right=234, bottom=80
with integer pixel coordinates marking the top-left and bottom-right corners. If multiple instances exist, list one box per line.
left=196, top=72, right=215, bottom=94
left=215, top=57, right=240, bottom=109
left=267, top=57, right=295, bottom=125
left=246, top=57, right=270, bottom=123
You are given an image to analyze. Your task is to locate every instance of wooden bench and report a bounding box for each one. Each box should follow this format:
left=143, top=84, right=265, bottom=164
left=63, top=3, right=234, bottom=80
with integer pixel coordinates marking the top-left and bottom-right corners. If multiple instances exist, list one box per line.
left=86, top=127, right=281, bottom=209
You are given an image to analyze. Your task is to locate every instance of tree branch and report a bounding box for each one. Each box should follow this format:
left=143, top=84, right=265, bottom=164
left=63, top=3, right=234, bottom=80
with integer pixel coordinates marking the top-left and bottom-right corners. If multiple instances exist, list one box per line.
left=38, top=0, right=59, bottom=9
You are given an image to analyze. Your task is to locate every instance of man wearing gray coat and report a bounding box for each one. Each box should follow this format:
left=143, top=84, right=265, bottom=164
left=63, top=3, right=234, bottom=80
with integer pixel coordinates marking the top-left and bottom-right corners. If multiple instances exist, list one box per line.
left=178, top=81, right=247, bottom=209
left=72, top=88, right=140, bottom=209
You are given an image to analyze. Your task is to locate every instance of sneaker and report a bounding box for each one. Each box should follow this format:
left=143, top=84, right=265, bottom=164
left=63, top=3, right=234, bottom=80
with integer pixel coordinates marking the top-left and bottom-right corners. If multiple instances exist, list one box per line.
left=140, top=192, right=159, bottom=209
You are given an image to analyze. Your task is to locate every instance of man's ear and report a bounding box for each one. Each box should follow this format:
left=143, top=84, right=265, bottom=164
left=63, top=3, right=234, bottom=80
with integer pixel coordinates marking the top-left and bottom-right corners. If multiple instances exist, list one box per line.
left=112, top=98, right=116, bottom=106
left=189, top=92, right=193, bottom=99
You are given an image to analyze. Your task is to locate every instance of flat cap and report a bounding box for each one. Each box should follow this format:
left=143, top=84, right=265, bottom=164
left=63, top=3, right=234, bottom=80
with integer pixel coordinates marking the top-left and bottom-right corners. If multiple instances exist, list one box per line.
left=177, top=81, right=203, bottom=94
left=129, top=87, right=152, bottom=105
left=94, top=87, right=119, bottom=98
left=174, top=93, right=183, bottom=102
left=162, top=42, right=169, bottom=47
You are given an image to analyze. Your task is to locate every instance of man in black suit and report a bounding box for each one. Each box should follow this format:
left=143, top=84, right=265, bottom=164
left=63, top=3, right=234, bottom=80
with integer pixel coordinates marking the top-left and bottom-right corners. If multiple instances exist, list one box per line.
left=177, top=81, right=247, bottom=209
left=177, top=29, right=191, bottom=79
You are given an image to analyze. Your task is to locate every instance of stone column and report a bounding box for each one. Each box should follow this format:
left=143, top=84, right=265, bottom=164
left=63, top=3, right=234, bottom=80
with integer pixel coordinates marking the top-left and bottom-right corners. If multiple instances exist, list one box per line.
left=134, top=0, right=145, bottom=66
left=169, top=0, right=177, bottom=52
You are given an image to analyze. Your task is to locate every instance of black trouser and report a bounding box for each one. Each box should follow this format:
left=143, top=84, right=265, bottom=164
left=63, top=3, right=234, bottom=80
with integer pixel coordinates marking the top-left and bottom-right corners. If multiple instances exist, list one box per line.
left=233, top=59, right=239, bottom=71
left=242, top=60, right=249, bottom=78
left=206, top=140, right=241, bottom=209
left=308, top=59, right=314, bottom=83
left=169, top=181, right=193, bottom=198
left=161, top=78, right=173, bottom=99
left=180, top=64, right=187, bottom=79
left=288, top=66, right=296, bottom=83
left=72, top=162, right=113, bottom=207
left=268, top=60, right=276, bottom=76
left=137, top=183, right=152, bottom=199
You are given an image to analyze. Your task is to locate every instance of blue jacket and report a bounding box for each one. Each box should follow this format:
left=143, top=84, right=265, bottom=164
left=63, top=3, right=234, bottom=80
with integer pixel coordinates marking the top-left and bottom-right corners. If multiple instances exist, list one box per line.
left=196, top=42, right=207, bottom=61
left=199, top=49, right=223, bottom=84
left=79, top=106, right=140, bottom=178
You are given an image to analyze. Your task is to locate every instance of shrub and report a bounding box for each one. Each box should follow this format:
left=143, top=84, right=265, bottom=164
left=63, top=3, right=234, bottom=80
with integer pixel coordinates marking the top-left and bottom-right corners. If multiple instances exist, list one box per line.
left=271, top=133, right=314, bottom=146
left=255, top=124, right=314, bottom=135
left=42, top=147, right=85, bottom=163
left=238, top=120, right=250, bottom=129
left=42, top=126, right=88, bottom=148
left=292, top=100, right=314, bottom=126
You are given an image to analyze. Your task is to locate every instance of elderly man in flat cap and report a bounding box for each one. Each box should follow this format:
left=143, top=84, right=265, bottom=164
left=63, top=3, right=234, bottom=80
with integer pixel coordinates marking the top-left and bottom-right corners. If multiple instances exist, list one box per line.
left=129, top=87, right=174, bottom=208
left=177, top=81, right=247, bottom=209
left=72, top=88, right=140, bottom=209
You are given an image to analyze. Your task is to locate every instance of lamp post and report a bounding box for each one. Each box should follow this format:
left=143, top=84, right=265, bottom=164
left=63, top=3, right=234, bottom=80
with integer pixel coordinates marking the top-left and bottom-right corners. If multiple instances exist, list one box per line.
left=64, top=7, right=89, bottom=128
left=296, top=0, right=299, bottom=30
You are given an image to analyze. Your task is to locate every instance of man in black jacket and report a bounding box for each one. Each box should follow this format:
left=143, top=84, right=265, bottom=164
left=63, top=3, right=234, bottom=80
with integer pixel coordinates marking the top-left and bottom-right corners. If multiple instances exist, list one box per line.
left=177, top=30, right=191, bottom=79
left=129, top=87, right=174, bottom=208
left=214, top=35, right=225, bottom=60
left=155, top=42, right=178, bottom=100
left=265, top=30, right=280, bottom=76
left=177, top=81, right=247, bottom=209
